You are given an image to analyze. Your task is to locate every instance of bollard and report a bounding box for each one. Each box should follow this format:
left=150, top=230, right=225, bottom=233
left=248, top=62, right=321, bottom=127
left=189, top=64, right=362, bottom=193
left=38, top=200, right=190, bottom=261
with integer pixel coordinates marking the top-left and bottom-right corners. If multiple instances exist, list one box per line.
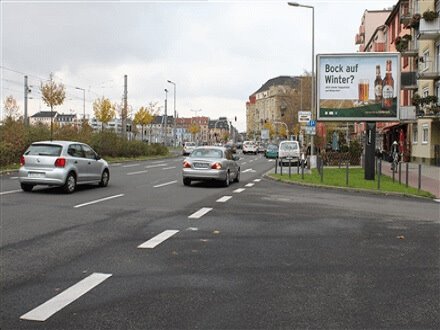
left=398, top=162, right=401, bottom=184
left=275, top=157, right=278, bottom=174
left=392, top=164, right=395, bottom=183
left=321, top=162, right=324, bottom=183
left=297, top=158, right=300, bottom=174
left=346, top=161, right=349, bottom=186
left=405, top=162, right=409, bottom=188
left=378, top=159, right=381, bottom=190
left=339, top=158, right=341, bottom=169
left=280, top=159, right=283, bottom=176
left=288, top=159, right=291, bottom=178
left=418, top=164, right=422, bottom=191
left=301, top=160, right=304, bottom=180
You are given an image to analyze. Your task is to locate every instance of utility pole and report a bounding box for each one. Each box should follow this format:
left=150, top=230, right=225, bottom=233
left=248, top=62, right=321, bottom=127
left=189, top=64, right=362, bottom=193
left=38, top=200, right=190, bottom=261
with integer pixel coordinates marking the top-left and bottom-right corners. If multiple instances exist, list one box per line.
left=24, top=75, right=29, bottom=126
left=167, top=80, right=176, bottom=146
left=122, top=75, right=128, bottom=138
left=163, top=89, right=168, bottom=145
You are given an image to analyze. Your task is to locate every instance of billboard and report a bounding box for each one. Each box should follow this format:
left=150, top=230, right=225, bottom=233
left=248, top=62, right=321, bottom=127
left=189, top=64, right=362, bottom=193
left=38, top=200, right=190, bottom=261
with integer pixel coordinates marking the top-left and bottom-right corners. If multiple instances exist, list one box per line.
left=317, top=53, right=400, bottom=121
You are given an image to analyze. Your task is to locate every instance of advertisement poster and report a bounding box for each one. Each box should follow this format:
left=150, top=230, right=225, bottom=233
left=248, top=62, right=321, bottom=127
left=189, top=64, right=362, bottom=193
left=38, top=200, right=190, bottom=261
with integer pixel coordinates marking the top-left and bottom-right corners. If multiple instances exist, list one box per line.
left=317, top=53, right=400, bottom=121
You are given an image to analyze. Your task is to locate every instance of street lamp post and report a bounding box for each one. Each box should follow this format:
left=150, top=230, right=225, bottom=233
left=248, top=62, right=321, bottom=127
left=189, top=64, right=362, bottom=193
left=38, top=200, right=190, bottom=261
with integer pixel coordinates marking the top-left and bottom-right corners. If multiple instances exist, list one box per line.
left=288, top=1, right=316, bottom=167
left=163, top=88, right=168, bottom=145
left=75, top=87, right=86, bottom=122
left=167, top=80, right=176, bottom=146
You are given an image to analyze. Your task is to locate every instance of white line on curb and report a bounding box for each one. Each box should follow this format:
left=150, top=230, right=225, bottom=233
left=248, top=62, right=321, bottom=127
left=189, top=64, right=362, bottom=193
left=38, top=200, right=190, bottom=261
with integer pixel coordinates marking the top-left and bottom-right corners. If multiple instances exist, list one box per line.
left=138, top=230, right=179, bottom=249
left=126, top=170, right=148, bottom=176
left=188, top=207, right=213, bottom=219
left=74, top=194, right=124, bottom=208
left=20, top=272, right=112, bottom=322
left=0, top=189, right=21, bottom=196
left=233, top=188, right=246, bottom=193
left=153, top=180, right=177, bottom=188
left=216, top=196, right=232, bottom=203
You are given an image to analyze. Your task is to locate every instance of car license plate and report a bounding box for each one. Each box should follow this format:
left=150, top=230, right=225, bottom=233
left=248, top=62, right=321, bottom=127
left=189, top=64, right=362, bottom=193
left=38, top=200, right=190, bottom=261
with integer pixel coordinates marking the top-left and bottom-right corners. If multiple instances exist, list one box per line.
left=194, top=162, right=209, bottom=169
left=28, top=172, right=45, bottom=178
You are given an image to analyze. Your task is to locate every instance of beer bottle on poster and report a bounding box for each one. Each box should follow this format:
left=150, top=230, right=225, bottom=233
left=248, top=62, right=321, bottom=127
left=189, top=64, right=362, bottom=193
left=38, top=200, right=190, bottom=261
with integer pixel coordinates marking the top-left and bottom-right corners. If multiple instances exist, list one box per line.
left=382, top=60, right=394, bottom=109
left=374, top=65, right=383, bottom=103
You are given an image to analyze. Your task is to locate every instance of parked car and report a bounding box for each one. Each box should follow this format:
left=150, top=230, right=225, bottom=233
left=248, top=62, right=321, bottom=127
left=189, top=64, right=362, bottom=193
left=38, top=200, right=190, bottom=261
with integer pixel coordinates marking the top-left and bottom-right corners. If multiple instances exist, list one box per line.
left=265, top=144, right=279, bottom=159
left=242, top=141, right=258, bottom=155
left=18, top=141, right=110, bottom=193
left=257, top=142, right=267, bottom=153
left=278, top=140, right=300, bottom=165
left=182, top=142, right=196, bottom=155
left=182, top=146, right=240, bottom=187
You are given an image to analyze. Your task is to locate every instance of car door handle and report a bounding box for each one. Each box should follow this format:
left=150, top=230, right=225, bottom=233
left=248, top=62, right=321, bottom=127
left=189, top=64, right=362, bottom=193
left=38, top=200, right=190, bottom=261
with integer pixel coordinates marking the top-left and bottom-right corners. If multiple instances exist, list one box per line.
left=74, top=161, right=78, bottom=164
left=88, top=162, right=91, bottom=165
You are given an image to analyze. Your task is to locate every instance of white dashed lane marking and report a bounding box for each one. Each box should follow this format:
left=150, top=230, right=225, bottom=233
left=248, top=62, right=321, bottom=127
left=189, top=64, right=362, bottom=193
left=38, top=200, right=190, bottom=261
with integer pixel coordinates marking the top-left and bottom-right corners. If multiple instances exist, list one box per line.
left=122, top=164, right=140, bottom=168
left=233, top=188, right=246, bottom=193
left=162, top=166, right=176, bottom=170
left=74, top=194, right=124, bottom=208
left=188, top=207, right=213, bottom=219
left=153, top=180, right=177, bottom=188
left=216, top=196, right=232, bottom=203
left=126, top=170, right=148, bottom=176
left=138, top=230, right=179, bottom=249
left=20, top=273, right=112, bottom=322
left=0, top=189, right=21, bottom=196
left=145, top=163, right=167, bottom=169
left=245, top=183, right=255, bottom=187
left=253, top=179, right=262, bottom=182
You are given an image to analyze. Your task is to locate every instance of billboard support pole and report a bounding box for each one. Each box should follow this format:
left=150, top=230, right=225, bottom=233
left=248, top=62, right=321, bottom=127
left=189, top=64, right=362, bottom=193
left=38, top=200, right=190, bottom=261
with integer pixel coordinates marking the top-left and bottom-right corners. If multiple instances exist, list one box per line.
left=365, top=122, right=376, bottom=180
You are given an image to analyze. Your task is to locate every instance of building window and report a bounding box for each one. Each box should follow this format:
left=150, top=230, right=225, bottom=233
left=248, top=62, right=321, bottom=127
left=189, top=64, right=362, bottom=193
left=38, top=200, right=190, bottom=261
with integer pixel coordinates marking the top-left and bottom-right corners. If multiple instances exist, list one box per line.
left=423, top=87, right=429, bottom=98
left=422, top=124, right=429, bottom=144
left=421, top=50, right=430, bottom=71
left=413, top=125, right=418, bottom=144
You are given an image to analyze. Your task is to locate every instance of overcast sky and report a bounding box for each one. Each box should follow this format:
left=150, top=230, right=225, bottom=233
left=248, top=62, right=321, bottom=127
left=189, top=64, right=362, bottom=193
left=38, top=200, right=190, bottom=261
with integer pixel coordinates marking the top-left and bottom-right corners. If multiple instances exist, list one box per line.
left=1, top=0, right=397, bottom=131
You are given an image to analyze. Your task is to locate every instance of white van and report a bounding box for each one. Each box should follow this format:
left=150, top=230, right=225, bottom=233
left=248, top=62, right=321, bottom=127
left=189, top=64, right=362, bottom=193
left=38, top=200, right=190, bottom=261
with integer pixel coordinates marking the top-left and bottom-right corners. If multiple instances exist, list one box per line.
left=278, top=140, right=300, bottom=165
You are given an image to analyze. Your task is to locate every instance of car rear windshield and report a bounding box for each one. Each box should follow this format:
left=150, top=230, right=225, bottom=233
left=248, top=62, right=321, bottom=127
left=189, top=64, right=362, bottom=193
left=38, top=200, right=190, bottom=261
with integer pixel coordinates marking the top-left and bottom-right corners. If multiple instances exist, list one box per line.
left=191, top=148, right=223, bottom=159
left=280, top=143, right=298, bottom=151
left=185, top=143, right=195, bottom=147
left=25, top=144, right=62, bottom=156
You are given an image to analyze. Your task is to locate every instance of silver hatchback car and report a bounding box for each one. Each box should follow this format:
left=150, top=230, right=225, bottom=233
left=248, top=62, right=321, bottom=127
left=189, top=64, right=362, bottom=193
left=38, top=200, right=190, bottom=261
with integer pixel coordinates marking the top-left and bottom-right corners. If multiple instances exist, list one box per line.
left=19, top=141, right=110, bottom=193
left=182, top=146, right=240, bottom=187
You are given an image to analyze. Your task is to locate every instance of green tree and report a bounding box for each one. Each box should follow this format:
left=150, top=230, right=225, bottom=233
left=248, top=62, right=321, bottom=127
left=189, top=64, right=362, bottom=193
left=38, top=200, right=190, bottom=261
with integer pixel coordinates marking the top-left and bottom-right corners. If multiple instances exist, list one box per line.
left=93, top=97, right=116, bottom=131
left=133, top=106, right=154, bottom=141
left=40, top=73, right=66, bottom=140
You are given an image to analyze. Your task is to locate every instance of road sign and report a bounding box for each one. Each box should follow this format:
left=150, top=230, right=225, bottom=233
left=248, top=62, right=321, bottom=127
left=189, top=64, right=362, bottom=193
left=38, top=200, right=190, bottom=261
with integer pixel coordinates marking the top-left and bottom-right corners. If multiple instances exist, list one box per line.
left=298, top=111, right=312, bottom=123
left=261, top=129, right=269, bottom=140
left=307, top=120, right=316, bottom=127
left=305, top=126, right=316, bottom=135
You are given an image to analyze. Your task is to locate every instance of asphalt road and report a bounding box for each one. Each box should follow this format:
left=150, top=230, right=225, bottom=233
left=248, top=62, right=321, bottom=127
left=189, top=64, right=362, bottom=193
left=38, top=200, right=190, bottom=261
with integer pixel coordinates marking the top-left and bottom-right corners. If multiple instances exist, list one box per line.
left=1, top=152, right=439, bottom=329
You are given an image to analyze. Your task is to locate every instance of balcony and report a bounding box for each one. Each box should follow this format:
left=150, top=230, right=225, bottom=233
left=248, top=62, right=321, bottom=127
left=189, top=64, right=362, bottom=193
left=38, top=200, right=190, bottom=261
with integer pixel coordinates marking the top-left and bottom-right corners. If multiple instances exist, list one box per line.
left=400, top=1, right=412, bottom=25
left=418, top=18, right=440, bottom=40
left=418, top=60, right=440, bottom=80
left=400, top=106, right=416, bottom=121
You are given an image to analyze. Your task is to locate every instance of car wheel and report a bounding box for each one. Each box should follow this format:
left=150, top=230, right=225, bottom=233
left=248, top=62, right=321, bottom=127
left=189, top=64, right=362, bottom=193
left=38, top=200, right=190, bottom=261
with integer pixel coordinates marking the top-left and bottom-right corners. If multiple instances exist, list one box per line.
left=234, top=168, right=240, bottom=183
left=99, top=169, right=110, bottom=187
left=20, top=183, right=34, bottom=192
left=223, top=171, right=230, bottom=187
left=63, top=172, right=76, bottom=194
left=183, top=178, right=191, bottom=186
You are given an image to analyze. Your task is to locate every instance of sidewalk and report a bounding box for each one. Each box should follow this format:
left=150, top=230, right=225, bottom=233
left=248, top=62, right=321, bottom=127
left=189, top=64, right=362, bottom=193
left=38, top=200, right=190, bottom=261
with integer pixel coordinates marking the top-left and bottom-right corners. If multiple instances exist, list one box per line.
left=380, top=162, right=440, bottom=198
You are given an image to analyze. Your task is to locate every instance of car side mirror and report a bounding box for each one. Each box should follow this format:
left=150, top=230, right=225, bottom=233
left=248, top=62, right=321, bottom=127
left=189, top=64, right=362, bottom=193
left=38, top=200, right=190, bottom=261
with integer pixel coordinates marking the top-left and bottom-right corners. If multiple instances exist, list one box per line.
left=96, top=154, right=101, bottom=160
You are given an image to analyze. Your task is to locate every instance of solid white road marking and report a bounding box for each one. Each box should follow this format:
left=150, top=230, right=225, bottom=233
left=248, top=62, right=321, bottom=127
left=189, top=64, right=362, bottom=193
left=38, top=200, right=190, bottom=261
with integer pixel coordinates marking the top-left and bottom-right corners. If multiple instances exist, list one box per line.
left=233, top=188, right=246, bottom=193
left=216, top=196, right=232, bottom=203
left=122, top=164, right=140, bottom=168
left=245, top=183, right=255, bottom=187
left=162, top=166, right=176, bottom=170
left=126, top=170, right=148, bottom=176
left=20, top=272, right=112, bottom=322
left=74, top=194, right=124, bottom=208
left=253, top=179, right=262, bottom=182
left=153, top=180, right=177, bottom=188
left=0, top=189, right=21, bottom=196
left=188, top=207, right=213, bottom=219
left=145, top=163, right=167, bottom=169
left=138, top=230, right=179, bottom=249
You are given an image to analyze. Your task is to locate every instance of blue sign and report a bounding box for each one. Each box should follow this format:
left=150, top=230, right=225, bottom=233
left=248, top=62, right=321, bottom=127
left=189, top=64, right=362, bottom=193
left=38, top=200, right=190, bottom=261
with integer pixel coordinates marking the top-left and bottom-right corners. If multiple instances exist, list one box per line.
left=307, top=120, right=316, bottom=127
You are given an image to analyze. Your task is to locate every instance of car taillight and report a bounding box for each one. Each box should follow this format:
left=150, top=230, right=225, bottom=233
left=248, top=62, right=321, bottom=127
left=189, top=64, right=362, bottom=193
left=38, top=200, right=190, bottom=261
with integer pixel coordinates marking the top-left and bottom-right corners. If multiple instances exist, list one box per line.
left=183, top=161, right=191, bottom=168
left=54, top=158, right=66, bottom=168
left=211, top=162, right=222, bottom=170
left=20, top=156, right=25, bottom=166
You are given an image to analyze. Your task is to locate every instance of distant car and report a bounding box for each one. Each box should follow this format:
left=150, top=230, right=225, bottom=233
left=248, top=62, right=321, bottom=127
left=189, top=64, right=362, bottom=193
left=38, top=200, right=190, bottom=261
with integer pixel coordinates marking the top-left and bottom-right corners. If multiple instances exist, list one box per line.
left=243, top=141, right=257, bottom=155
left=183, top=142, right=196, bottom=155
left=182, top=146, right=240, bottom=187
left=278, top=140, right=300, bottom=165
left=265, top=144, right=279, bottom=159
left=236, top=142, right=243, bottom=150
left=18, top=141, right=110, bottom=193
left=257, top=143, right=267, bottom=154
